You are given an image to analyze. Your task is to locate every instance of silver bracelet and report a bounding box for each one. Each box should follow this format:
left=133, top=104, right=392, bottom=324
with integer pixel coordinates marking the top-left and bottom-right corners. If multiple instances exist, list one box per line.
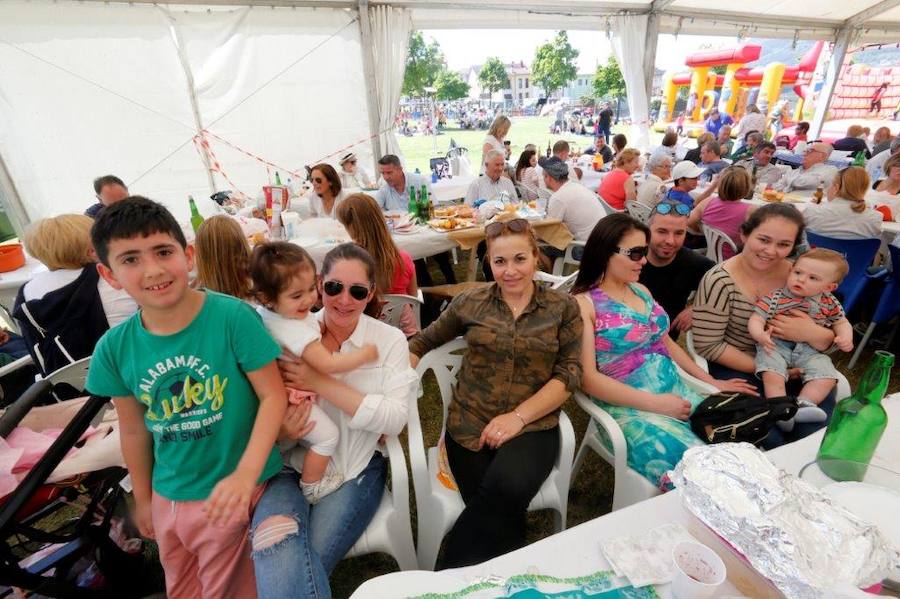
left=514, top=410, right=528, bottom=426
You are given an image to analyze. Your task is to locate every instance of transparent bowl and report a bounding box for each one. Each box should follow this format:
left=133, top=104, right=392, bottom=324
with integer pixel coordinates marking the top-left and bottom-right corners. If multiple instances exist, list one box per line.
left=799, top=459, right=900, bottom=490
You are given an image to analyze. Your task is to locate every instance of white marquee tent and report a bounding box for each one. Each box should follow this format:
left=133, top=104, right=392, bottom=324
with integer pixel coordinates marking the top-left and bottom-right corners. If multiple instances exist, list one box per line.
left=2, top=0, right=899, bottom=230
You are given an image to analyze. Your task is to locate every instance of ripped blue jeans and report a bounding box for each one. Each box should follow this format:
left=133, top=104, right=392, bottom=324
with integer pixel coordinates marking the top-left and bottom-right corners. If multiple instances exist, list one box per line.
left=251, top=453, right=387, bottom=598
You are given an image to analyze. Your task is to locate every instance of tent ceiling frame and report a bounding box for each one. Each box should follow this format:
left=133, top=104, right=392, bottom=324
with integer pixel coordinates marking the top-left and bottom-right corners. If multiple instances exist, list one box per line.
left=82, top=0, right=900, bottom=33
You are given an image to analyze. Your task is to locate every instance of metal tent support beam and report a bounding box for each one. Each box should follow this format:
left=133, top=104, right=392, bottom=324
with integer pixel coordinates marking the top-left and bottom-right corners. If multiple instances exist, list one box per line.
left=358, top=0, right=383, bottom=163
left=162, top=7, right=217, bottom=195
left=642, top=0, right=667, bottom=103
left=0, top=151, right=30, bottom=238
left=809, top=26, right=859, bottom=141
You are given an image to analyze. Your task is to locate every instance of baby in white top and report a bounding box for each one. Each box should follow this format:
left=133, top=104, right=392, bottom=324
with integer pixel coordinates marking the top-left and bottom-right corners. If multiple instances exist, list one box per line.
left=251, top=242, right=377, bottom=503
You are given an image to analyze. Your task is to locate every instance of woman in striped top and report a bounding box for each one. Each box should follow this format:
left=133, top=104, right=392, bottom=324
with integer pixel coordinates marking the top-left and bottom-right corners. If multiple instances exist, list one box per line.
left=692, top=204, right=839, bottom=446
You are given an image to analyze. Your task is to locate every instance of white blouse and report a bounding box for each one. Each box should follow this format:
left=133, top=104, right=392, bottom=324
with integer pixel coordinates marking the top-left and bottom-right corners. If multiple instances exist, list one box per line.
left=286, top=313, right=418, bottom=481
left=804, top=198, right=884, bottom=240
left=309, top=189, right=348, bottom=219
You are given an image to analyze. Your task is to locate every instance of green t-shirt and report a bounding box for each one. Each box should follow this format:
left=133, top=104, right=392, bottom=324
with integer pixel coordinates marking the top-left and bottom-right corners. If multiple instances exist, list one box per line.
left=86, top=290, right=282, bottom=501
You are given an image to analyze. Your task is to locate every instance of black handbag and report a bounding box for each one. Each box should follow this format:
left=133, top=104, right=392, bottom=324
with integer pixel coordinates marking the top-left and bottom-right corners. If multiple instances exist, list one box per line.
left=690, top=392, right=798, bottom=445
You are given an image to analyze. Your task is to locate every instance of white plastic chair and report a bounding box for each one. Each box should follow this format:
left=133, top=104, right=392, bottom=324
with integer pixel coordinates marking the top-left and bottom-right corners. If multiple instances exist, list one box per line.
left=344, top=433, right=418, bottom=570
left=533, top=271, right=579, bottom=293
left=701, top=223, right=738, bottom=263
left=594, top=192, right=621, bottom=216
left=381, top=293, right=423, bottom=332
left=43, top=356, right=92, bottom=392
left=570, top=367, right=718, bottom=512
left=624, top=200, right=653, bottom=224
left=409, top=338, right=575, bottom=570
left=552, top=241, right=586, bottom=276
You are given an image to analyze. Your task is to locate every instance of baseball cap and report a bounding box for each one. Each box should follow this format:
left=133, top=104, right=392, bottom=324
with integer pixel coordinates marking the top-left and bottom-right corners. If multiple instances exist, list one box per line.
left=543, top=156, right=569, bottom=180
left=671, top=160, right=706, bottom=180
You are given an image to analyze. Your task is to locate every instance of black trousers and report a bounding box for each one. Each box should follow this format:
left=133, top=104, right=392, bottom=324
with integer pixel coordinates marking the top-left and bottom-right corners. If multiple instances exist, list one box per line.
left=414, top=251, right=458, bottom=287
left=440, top=427, right=558, bottom=568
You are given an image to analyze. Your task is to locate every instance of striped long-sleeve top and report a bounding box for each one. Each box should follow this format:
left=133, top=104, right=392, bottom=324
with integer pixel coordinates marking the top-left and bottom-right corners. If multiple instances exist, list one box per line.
left=691, top=264, right=757, bottom=362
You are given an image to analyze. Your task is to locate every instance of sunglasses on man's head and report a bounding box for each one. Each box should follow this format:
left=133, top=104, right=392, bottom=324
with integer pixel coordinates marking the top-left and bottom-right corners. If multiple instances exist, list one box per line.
left=322, top=280, right=370, bottom=301
left=484, top=218, right=529, bottom=238
left=615, top=245, right=649, bottom=261
left=651, top=202, right=691, bottom=217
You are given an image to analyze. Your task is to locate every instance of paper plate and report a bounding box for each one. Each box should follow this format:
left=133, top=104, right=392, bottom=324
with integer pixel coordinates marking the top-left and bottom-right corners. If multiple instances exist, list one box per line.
left=291, top=235, right=323, bottom=248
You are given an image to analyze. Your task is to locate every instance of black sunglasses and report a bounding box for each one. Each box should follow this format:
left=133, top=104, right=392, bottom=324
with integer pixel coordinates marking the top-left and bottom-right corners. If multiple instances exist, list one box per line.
left=312, top=177, right=325, bottom=184
left=615, top=245, right=649, bottom=261
left=485, top=218, right=529, bottom=238
left=322, top=280, right=370, bottom=301
left=652, top=202, right=691, bottom=217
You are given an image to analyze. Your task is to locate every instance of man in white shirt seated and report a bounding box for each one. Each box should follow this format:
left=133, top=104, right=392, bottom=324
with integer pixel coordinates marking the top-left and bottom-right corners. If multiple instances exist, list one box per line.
left=636, top=153, right=673, bottom=208
left=373, top=154, right=456, bottom=285
left=464, top=150, right=518, bottom=206
left=539, top=157, right=605, bottom=270
left=734, top=141, right=785, bottom=191
left=774, top=142, right=839, bottom=192
left=373, top=154, right=433, bottom=212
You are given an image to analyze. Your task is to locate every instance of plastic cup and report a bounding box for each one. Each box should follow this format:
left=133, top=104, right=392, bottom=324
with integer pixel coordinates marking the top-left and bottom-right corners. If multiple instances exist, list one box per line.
left=671, top=541, right=726, bottom=599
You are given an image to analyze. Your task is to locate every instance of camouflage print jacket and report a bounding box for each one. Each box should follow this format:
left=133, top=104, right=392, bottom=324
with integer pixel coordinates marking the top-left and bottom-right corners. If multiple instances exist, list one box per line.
left=409, top=283, right=583, bottom=451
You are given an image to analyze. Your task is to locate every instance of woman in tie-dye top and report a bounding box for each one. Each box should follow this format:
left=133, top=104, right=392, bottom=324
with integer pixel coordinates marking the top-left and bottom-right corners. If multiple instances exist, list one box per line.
left=571, top=214, right=759, bottom=486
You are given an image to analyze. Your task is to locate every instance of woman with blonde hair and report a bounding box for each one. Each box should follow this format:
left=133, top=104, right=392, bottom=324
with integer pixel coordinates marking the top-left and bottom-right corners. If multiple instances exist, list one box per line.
left=14, top=214, right=136, bottom=375
left=482, top=115, right=511, bottom=174
left=598, top=148, right=641, bottom=210
left=195, top=215, right=253, bottom=300
left=336, top=193, right=418, bottom=335
left=687, top=166, right=755, bottom=259
left=804, top=166, right=883, bottom=239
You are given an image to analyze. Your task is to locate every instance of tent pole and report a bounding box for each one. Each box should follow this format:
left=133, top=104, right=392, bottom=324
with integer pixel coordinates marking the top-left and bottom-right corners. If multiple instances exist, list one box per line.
left=809, top=26, right=857, bottom=141
left=643, top=9, right=661, bottom=105
left=0, top=151, right=30, bottom=237
left=162, top=7, right=217, bottom=195
left=358, top=0, right=383, bottom=164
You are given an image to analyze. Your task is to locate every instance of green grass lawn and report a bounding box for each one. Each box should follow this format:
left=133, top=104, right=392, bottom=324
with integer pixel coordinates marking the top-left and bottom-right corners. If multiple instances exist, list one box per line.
left=397, top=115, right=634, bottom=174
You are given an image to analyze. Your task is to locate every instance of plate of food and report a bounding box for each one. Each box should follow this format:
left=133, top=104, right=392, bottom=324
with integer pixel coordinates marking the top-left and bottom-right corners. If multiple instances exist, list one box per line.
left=433, top=205, right=475, bottom=219
left=428, top=217, right=476, bottom=232
left=760, top=189, right=786, bottom=202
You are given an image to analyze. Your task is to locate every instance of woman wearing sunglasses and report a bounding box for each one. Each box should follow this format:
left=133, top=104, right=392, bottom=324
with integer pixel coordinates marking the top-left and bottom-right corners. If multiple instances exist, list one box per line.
left=686, top=166, right=756, bottom=259
left=572, top=214, right=754, bottom=487
left=408, top=218, right=583, bottom=568
left=308, top=163, right=347, bottom=219
left=273, top=243, right=418, bottom=591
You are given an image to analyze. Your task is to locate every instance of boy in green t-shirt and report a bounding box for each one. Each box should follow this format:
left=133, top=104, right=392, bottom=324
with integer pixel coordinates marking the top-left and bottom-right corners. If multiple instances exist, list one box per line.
left=85, top=197, right=287, bottom=598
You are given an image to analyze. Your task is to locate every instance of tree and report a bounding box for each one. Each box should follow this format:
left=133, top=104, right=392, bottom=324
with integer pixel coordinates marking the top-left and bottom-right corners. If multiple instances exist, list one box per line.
left=403, top=31, right=445, bottom=98
left=593, top=55, right=626, bottom=101
left=478, top=57, right=508, bottom=104
left=531, top=31, right=579, bottom=97
left=434, top=70, right=469, bottom=101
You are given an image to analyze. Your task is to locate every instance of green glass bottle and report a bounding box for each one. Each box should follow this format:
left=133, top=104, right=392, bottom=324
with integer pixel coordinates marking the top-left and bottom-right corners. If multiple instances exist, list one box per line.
left=419, top=184, right=430, bottom=221
left=817, top=350, right=894, bottom=481
left=408, top=186, right=418, bottom=220
left=188, top=195, right=204, bottom=234
left=274, top=171, right=283, bottom=186
left=851, top=151, right=867, bottom=168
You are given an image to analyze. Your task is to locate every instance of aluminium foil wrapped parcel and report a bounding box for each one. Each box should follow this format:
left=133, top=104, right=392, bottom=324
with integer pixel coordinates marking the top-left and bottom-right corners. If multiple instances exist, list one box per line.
left=671, top=443, right=899, bottom=599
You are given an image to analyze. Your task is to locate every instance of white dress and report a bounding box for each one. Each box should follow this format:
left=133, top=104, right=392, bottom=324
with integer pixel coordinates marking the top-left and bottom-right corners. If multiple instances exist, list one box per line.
left=481, top=134, right=505, bottom=173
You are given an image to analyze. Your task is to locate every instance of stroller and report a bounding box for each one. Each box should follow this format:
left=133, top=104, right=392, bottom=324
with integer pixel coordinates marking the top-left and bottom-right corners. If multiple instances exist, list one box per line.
left=0, top=360, right=157, bottom=597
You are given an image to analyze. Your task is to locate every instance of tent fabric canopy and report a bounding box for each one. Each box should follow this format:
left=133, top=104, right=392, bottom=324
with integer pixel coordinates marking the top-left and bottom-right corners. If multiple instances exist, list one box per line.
left=2, top=0, right=898, bottom=227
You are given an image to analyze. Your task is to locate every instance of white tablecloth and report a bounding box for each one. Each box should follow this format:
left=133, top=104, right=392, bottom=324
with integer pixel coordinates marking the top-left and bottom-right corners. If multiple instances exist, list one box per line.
left=352, top=394, right=900, bottom=598
left=0, top=253, right=48, bottom=310
left=289, top=218, right=457, bottom=267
